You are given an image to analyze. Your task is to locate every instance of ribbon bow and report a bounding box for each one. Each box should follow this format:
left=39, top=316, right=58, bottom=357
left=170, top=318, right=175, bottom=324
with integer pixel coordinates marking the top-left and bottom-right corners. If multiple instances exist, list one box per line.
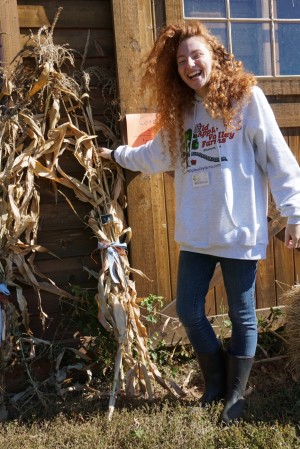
left=98, top=241, right=127, bottom=284
left=0, top=284, right=9, bottom=346
left=0, top=284, right=10, bottom=297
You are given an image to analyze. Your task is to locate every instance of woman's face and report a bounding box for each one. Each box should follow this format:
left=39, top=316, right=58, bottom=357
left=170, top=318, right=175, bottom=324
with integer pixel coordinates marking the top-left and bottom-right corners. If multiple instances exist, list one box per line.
left=176, top=36, right=213, bottom=98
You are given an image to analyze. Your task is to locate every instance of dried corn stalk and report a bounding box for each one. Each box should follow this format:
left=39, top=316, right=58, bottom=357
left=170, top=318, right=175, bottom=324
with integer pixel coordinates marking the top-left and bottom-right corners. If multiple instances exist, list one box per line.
left=0, top=21, right=183, bottom=419
left=0, top=264, right=16, bottom=421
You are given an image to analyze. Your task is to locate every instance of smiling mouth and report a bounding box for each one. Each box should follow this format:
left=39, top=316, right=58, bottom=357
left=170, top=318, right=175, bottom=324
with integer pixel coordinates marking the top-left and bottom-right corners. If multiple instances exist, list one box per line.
left=187, top=70, right=202, bottom=79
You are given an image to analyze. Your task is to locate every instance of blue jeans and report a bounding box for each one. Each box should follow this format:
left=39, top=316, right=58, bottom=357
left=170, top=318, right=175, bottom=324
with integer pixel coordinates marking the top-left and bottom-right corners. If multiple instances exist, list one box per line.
left=176, top=251, right=258, bottom=357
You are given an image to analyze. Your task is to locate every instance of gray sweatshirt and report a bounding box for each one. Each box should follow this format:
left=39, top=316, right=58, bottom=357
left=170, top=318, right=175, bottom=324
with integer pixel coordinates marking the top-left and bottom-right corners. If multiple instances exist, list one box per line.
left=114, top=86, right=300, bottom=259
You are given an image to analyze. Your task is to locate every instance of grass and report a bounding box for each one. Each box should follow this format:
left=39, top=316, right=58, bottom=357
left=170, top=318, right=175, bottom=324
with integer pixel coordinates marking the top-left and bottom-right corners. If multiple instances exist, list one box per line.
left=1, top=304, right=299, bottom=449
left=1, top=355, right=300, bottom=449
left=0, top=395, right=299, bottom=449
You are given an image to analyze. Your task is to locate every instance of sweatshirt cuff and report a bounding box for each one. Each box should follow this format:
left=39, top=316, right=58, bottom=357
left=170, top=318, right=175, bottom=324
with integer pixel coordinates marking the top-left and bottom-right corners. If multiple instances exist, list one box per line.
left=287, top=216, right=300, bottom=225
left=112, top=147, right=121, bottom=164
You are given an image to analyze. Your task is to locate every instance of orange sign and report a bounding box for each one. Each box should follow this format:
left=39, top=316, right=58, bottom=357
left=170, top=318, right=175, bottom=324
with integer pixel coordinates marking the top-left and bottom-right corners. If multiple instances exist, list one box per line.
left=126, top=113, right=157, bottom=147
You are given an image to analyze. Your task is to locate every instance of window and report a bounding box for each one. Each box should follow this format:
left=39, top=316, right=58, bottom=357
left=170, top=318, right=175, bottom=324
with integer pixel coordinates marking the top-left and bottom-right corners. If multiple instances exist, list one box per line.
left=183, top=0, right=300, bottom=77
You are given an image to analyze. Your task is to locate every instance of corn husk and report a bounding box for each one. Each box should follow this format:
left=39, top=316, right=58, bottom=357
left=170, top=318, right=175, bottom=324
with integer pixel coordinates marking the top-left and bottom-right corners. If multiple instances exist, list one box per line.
left=0, top=15, right=184, bottom=419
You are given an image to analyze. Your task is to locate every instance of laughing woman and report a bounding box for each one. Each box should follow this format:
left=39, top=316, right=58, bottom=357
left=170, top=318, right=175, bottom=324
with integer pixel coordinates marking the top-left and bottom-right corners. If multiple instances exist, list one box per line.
left=99, top=21, right=300, bottom=423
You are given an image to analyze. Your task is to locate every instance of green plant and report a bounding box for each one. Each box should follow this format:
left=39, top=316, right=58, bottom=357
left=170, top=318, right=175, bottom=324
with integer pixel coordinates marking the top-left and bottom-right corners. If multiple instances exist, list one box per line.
left=140, top=294, right=194, bottom=367
left=257, top=307, right=283, bottom=331
left=147, top=333, right=170, bottom=366
left=257, top=307, right=285, bottom=356
left=139, top=294, right=169, bottom=366
left=60, top=286, right=117, bottom=380
left=140, top=294, right=164, bottom=324
left=217, top=297, right=232, bottom=344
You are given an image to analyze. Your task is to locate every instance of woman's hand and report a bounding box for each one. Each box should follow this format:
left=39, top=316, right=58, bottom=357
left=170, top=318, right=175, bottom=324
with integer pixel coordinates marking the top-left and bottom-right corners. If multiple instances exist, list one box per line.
left=99, top=147, right=114, bottom=160
left=285, top=223, right=300, bottom=249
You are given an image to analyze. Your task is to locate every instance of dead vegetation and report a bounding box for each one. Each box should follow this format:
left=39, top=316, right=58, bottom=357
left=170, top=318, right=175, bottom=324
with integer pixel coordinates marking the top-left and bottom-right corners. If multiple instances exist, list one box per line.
left=282, top=284, right=300, bottom=378
left=0, top=14, right=183, bottom=421
left=0, top=9, right=299, bottom=426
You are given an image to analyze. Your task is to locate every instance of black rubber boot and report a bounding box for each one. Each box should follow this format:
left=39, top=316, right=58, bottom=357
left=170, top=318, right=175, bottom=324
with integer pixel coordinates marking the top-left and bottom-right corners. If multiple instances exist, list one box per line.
left=220, top=354, right=254, bottom=424
left=196, top=346, right=227, bottom=406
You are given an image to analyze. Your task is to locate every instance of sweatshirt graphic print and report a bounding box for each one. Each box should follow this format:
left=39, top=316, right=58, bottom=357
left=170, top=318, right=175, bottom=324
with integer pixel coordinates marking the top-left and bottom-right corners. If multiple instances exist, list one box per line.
left=184, top=123, right=230, bottom=171
left=114, top=87, right=300, bottom=260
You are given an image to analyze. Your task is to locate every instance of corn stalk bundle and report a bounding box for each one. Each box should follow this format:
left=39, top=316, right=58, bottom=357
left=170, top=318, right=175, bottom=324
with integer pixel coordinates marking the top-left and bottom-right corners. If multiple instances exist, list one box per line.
left=0, top=21, right=183, bottom=419
left=283, top=284, right=300, bottom=377
left=0, top=265, right=16, bottom=421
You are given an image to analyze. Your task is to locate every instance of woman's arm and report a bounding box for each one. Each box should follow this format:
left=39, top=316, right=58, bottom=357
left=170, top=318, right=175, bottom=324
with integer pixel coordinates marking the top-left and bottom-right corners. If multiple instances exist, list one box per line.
left=98, top=132, right=173, bottom=174
left=249, top=88, right=300, bottom=228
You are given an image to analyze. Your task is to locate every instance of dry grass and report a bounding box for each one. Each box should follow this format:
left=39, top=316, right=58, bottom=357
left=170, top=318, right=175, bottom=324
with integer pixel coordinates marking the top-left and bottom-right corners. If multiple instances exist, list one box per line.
left=0, top=356, right=300, bottom=449
left=1, top=308, right=299, bottom=448
left=282, top=284, right=300, bottom=377
left=1, top=9, right=300, bottom=430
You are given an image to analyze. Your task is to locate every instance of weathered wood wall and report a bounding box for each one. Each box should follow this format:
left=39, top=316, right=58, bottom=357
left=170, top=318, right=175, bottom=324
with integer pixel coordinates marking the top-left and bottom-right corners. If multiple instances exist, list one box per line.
left=128, top=130, right=300, bottom=317
left=112, top=1, right=300, bottom=321
left=18, top=0, right=115, bottom=124
left=10, top=0, right=300, bottom=341
left=0, top=0, right=21, bottom=73
left=16, top=0, right=116, bottom=339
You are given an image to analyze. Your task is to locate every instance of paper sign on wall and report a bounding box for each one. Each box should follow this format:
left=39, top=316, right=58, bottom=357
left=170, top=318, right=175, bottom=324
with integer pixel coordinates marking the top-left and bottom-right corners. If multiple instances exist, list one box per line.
left=125, top=113, right=157, bottom=147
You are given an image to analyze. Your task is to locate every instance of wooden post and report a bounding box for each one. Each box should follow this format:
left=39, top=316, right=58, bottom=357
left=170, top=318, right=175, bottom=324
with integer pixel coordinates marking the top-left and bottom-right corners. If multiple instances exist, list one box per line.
left=111, top=0, right=173, bottom=301
left=165, top=0, right=182, bottom=24
left=0, top=0, right=21, bottom=74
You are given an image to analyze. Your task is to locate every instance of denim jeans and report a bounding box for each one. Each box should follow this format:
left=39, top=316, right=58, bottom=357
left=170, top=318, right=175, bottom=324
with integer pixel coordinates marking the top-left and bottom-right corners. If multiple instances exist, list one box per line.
left=176, top=251, right=258, bottom=357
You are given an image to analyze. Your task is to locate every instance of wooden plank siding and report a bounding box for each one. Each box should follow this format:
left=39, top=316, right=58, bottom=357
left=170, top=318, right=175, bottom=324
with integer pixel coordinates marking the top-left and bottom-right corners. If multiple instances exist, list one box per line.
left=0, top=0, right=21, bottom=73
left=110, top=0, right=178, bottom=303
left=116, top=0, right=300, bottom=315
left=17, top=0, right=115, bottom=125
left=8, top=0, right=300, bottom=340
left=137, top=0, right=300, bottom=344
left=14, top=0, right=116, bottom=339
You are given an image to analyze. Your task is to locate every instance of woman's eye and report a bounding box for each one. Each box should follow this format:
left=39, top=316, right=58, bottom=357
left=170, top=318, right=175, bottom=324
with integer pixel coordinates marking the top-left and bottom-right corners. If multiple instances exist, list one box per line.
left=177, top=59, right=186, bottom=65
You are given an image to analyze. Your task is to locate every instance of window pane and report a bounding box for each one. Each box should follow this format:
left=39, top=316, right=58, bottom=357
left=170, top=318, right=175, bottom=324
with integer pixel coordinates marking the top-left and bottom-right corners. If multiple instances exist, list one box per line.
left=275, top=0, right=300, bottom=19
left=184, top=0, right=226, bottom=18
left=276, top=24, right=300, bottom=74
left=206, top=23, right=229, bottom=49
left=230, top=0, right=269, bottom=18
left=232, top=23, right=272, bottom=75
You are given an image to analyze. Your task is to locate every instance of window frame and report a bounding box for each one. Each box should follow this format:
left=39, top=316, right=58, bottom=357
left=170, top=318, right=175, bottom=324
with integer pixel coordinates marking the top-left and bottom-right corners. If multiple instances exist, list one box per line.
left=174, top=0, right=300, bottom=79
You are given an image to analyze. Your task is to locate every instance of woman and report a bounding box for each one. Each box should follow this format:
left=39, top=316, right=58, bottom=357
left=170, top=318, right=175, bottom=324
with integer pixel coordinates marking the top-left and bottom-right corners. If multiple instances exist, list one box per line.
left=99, top=22, right=300, bottom=423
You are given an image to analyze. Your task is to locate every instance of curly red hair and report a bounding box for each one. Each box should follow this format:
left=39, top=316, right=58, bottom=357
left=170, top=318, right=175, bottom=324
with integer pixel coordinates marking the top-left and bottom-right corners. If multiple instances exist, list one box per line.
left=141, top=21, right=257, bottom=164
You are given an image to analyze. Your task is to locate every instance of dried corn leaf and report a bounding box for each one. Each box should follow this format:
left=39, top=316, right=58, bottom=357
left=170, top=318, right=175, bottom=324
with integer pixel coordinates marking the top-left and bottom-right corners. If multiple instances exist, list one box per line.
left=28, top=62, right=51, bottom=97
left=0, top=22, right=184, bottom=420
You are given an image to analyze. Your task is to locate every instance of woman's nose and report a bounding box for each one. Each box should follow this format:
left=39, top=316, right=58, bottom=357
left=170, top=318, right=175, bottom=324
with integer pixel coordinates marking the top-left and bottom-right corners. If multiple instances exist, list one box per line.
left=186, top=56, right=195, bottom=68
